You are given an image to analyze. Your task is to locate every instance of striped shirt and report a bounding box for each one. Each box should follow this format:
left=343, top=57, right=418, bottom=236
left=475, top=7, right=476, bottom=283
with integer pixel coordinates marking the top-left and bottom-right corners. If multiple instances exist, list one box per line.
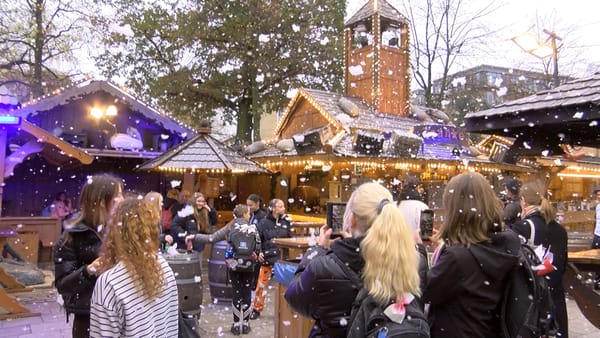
left=90, top=255, right=179, bottom=338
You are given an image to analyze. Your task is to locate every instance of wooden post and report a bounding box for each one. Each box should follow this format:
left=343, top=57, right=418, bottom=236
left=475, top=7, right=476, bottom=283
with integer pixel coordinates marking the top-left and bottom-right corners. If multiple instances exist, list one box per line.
left=0, top=128, right=7, bottom=216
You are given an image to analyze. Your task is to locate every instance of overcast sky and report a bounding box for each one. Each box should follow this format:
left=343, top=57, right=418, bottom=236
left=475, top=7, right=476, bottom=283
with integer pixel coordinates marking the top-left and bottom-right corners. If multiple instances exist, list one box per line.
left=347, top=0, right=600, bottom=78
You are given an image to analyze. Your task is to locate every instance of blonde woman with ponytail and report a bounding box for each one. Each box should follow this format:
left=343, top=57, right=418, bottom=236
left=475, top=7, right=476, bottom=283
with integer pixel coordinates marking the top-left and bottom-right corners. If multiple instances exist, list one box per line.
left=285, top=182, right=428, bottom=338
left=509, top=179, right=551, bottom=247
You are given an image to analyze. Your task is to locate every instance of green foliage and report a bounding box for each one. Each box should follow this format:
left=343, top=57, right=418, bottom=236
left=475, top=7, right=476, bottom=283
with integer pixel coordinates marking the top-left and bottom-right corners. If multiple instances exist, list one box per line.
left=0, top=0, right=95, bottom=99
left=95, top=0, right=345, bottom=143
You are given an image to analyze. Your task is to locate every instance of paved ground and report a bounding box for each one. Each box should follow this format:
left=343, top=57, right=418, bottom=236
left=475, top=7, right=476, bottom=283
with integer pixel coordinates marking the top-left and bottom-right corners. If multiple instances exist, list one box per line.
left=1, top=268, right=599, bottom=337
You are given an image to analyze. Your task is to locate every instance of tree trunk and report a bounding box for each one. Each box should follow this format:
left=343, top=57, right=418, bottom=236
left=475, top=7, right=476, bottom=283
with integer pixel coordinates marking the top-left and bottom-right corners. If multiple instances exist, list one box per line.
left=236, top=98, right=253, bottom=144
left=32, top=0, right=44, bottom=98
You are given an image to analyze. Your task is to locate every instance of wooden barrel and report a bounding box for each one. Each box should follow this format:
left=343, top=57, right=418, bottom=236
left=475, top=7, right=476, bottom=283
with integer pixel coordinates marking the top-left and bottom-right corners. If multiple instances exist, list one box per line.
left=208, top=240, right=233, bottom=303
left=164, top=251, right=203, bottom=316
left=568, top=232, right=594, bottom=252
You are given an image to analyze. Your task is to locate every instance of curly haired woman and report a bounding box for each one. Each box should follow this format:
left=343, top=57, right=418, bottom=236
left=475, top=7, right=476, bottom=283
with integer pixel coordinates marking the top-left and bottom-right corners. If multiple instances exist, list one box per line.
left=90, top=198, right=179, bottom=338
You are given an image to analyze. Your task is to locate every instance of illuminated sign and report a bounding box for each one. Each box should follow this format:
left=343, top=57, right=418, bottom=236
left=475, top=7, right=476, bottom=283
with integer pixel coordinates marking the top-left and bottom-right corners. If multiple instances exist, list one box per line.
left=412, top=124, right=466, bottom=145
left=0, top=116, right=21, bottom=125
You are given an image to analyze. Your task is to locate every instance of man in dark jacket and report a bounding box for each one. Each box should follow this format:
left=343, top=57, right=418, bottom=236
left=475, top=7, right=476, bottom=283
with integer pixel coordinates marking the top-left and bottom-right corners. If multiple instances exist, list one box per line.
left=502, top=178, right=522, bottom=227
left=247, top=194, right=267, bottom=227
left=247, top=193, right=268, bottom=304
left=250, top=198, right=292, bottom=319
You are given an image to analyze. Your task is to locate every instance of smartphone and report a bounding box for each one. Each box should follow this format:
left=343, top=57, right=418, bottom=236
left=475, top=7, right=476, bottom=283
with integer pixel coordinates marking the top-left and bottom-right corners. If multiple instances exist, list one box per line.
left=420, top=209, right=434, bottom=241
left=326, top=202, right=346, bottom=239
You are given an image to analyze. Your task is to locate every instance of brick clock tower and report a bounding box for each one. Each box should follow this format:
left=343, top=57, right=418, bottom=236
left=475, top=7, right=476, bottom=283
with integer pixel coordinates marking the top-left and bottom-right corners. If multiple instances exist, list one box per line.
left=344, top=0, right=411, bottom=117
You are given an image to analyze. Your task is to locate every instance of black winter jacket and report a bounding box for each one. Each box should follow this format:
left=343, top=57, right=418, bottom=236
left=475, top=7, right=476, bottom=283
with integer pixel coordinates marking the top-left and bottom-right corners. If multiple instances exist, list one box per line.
left=249, top=208, right=267, bottom=226
left=285, top=238, right=429, bottom=338
left=503, top=197, right=522, bottom=227
left=257, top=213, right=292, bottom=265
left=54, top=222, right=102, bottom=316
left=510, top=210, right=549, bottom=247
left=285, top=237, right=364, bottom=338
left=170, top=206, right=217, bottom=251
left=423, top=230, right=521, bottom=338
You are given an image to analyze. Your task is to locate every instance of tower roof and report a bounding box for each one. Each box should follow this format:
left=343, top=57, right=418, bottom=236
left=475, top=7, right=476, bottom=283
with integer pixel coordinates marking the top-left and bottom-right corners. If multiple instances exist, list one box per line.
left=345, top=0, right=409, bottom=27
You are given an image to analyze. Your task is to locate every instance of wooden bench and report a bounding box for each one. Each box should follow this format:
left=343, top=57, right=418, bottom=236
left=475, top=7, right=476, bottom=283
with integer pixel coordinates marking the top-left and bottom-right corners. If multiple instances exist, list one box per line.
left=0, top=217, right=61, bottom=265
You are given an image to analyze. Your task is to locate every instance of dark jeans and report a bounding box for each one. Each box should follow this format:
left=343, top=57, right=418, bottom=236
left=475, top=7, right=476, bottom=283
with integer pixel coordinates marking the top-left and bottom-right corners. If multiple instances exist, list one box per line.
left=230, top=269, right=254, bottom=323
left=72, top=313, right=90, bottom=338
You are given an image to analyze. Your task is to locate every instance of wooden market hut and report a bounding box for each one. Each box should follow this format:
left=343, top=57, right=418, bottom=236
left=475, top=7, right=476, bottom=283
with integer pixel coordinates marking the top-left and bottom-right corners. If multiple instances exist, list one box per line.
left=465, top=73, right=600, bottom=331
left=1, top=79, right=194, bottom=217
left=0, top=80, right=193, bottom=316
left=247, top=0, right=531, bottom=216
left=138, top=124, right=271, bottom=227
left=465, top=72, right=600, bottom=233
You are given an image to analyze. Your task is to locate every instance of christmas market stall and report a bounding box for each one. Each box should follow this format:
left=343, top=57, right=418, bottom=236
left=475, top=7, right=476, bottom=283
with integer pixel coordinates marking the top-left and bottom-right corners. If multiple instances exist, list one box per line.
left=0, top=79, right=192, bottom=266
left=248, top=0, right=532, bottom=219
left=465, top=72, right=600, bottom=232
left=138, top=122, right=271, bottom=221
left=465, top=71, right=600, bottom=327
left=1, top=79, right=194, bottom=217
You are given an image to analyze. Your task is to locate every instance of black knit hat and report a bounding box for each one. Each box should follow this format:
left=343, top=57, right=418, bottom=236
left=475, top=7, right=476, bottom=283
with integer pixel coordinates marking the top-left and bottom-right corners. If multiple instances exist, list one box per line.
left=504, top=178, right=522, bottom=195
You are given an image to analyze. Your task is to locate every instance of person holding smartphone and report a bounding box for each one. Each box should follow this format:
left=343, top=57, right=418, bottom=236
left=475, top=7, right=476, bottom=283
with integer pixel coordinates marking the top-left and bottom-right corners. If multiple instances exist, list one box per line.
left=397, top=176, right=430, bottom=234
left=285, top=182, right=427, bottom=338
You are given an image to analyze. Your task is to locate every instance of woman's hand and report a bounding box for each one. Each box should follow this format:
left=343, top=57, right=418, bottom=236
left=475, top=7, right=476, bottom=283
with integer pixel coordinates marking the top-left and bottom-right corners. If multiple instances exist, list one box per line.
left=185, top=234, right=195, bottom=244
left=165, top=234, right=174, bottom=245
left=258, top=252, right=265, bottom=263
left=86, top=258, right=101, bottom=276
left=317, top=225, right=333, bottom=249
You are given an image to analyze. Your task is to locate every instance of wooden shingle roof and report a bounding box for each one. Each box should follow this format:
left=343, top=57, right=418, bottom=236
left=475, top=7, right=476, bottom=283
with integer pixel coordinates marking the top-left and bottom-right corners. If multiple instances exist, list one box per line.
left=464, top=72, right=600, bottom=148
left=251, top=88, right=520, bottom=164
left=345, top=0, right=409, bottom=27
left=466, top=72, right=600, bottom=118
left=16, top=80, right=193, bottom=136
left=139, top=132, right=269, bottom=173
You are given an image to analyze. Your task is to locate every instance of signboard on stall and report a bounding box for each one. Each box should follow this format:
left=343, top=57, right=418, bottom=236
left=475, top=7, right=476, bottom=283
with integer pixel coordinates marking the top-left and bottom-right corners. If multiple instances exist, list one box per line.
left=412, top=124, right=467, bottom=145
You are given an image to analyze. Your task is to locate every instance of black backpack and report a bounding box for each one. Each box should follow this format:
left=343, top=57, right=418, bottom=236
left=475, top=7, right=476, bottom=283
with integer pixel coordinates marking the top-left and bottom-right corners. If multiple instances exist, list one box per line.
left=227, top=223, right=258, bottom=272
left=348, top=288, right=430, bottom=338
left=331, top=255, right=429, bottom=338
left=500, top=244, right=558, bottom=338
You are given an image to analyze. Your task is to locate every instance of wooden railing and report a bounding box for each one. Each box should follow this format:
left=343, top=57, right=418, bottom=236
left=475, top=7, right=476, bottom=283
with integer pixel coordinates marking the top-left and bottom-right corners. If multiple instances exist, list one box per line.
left=0, top=217, right=61, bottom=264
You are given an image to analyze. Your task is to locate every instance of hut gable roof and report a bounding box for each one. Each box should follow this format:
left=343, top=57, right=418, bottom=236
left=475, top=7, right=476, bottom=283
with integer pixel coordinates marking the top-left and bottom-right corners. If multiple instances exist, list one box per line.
left=345, top=0, right=409, bottom=27
left=464, top=72, right=600, bottom=148
left=16, top=79, right=193, bottom=136
left=253, top=87, right=494, bottom=162
left=139, top=132, right=269, bottom=173
left=466, top=72, right=600, bottom=119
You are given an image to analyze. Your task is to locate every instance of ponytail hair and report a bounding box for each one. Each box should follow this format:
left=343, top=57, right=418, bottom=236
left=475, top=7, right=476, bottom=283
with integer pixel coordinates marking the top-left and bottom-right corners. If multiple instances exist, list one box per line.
left=540, top=196, right=556, bottom=223
left=353, top=183, right=421, bottom=306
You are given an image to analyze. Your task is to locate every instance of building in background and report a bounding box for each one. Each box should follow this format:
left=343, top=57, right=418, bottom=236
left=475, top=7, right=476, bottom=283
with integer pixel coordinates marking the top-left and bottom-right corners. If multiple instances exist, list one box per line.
left=413, top=64, right=574, bottom=123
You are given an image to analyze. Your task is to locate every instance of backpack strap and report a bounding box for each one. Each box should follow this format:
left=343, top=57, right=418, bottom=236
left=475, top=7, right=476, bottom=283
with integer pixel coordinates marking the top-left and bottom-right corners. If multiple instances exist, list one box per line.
left=525, top=219, right=536, bottom=246
left=330, top=254, right=362, bottom=289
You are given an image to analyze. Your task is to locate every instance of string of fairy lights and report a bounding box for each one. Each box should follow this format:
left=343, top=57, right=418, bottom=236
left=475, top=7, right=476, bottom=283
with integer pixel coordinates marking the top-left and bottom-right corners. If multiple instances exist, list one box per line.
left=19, top=76, right=195, bottom=132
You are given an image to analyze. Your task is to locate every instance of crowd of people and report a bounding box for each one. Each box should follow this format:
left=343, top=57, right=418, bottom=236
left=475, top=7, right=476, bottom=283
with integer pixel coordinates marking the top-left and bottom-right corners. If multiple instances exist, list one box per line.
left=51, top=174, right=291, bottom=337
left=51, top=171, right=577, bottom=337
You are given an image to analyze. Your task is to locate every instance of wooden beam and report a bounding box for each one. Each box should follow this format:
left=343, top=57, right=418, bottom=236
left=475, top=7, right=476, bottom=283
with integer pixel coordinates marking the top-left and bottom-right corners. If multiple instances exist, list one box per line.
left=20, top=120, right=94, bottom=165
